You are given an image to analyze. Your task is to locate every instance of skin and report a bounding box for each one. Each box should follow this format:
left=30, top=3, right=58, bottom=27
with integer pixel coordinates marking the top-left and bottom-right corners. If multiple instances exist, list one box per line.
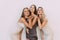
left=18, top=8, right=32, bottom=40
left=17, top=5, right=37, bottom=40
left=37, top=7, right=48, bottom=29
left=18, top=8, right=32, bottom=29
left=30, top=5, right=37, bottom=27
left=30, top=5, right=35, bottom=14
left=18, top=7, right=38, bottom=40
left=37, top=7, right=48, bottom=40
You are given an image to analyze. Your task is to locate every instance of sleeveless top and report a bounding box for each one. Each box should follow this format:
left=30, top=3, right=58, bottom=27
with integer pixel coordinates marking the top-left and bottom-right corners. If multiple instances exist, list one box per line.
left=25, top=18, right=38, bottom=39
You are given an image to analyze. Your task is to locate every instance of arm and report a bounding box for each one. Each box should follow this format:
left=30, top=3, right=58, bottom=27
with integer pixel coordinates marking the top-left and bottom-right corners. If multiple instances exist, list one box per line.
left=32, top=16, right=37, bottom=27
left=29, top=18, right=32, bottom=28
left=38, top=18, right=42, bottom=29
left=38, top=18, right=48, bottom=29
left=41, top=18, right=48, bottom=28
left=21, top=18, right=32, bottom=29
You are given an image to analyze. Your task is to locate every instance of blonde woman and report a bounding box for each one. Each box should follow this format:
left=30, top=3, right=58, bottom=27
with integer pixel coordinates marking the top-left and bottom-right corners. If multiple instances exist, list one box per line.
left=37, top=7, right=53, bottom=40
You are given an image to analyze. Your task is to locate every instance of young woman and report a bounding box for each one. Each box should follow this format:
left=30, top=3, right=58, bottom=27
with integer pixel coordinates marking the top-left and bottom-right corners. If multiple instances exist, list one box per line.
left=37, top=7, right=53, bottom=40
left=28, top=4, right=38, bottom=40
left=30, top=4, right=37, bottom=18
left=25, top=4, right=38, bottom=40
left=17, top=7, right=39, bottom=40
left=17, top=7, right=32, bottom=40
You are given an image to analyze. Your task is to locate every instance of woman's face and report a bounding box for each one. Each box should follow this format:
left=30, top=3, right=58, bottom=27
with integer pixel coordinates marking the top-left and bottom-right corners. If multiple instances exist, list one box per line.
left=30, top=5, right=35, bottom=13
left=24, top=8, right=30, bottom=17
left=37, top=8, right=43, bottom=15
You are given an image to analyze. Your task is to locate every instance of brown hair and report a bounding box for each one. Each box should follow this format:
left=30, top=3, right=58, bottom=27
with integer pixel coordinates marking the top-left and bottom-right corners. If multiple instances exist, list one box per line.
left=30, top=4, right=37, bottom=15
left=21, top=7, right=31, bottom=17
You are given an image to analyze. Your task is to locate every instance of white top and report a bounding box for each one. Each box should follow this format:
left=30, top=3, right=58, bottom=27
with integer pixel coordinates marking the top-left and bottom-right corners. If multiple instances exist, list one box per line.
left=17, top=22, right=26, bottom=40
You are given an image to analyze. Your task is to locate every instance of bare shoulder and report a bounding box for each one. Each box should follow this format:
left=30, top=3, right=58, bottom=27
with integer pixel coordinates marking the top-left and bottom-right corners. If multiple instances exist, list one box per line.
left=44, top=17, right=48, bottom=22
left=18, top=17, right=25, bottom=23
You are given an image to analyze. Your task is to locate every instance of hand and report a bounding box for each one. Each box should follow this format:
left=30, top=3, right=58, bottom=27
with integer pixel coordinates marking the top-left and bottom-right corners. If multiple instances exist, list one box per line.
left=39, top=15, right=42, bottom=18
left=29, top=26, right=32, bottom=29
left=40, top=27, right=42, bottom=29
left=29, top=16, right=33, bottom=19
left=26, top=29, right=29, bottom=34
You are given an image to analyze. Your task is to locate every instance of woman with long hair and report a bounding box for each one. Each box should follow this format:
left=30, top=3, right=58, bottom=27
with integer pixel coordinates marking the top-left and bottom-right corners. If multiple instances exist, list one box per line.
left=30, top=4, right=37, bottom=17
left=37, top=7, right=53, bottom=40
left=17, top=7, right=32, bottom=40
left=25, top=4, right=38, bottom=40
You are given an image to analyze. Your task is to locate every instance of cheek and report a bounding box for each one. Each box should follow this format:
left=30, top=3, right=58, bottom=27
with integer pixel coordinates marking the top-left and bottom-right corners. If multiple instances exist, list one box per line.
left=25, top=12, right=30, bottom=16
left=27, top=12, right=30, bottom=15
left=30, top=8, right=35, bottom=11
left=38, top=11, right=43, bottom=14
left=40, top=11, right=43, bottom=13
left=38, top=11, right=40, bottom=14
left=30, top=8, right=33, bottom=11
left=24, top=12, right=26, bottom=16
left=24, top=12, right=28, bottom=16
left=33, top=9, right=35, bottom=11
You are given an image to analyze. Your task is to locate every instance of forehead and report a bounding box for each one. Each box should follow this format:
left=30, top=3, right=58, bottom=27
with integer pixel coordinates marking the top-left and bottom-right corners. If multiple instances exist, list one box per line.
left=24, top=8, right=28, bottom=11
left=38, top=8, right=42, bottom=10
left=31, top=5, right=35, bottom=8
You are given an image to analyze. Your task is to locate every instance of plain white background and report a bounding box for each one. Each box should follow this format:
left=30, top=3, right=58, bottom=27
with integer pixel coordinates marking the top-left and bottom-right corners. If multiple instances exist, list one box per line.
left=0, top=0, right=60, bottom=40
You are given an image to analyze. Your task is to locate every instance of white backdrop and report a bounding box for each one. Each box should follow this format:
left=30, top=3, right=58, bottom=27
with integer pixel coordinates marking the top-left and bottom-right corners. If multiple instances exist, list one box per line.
left=0, top=0, right=60, bottom=40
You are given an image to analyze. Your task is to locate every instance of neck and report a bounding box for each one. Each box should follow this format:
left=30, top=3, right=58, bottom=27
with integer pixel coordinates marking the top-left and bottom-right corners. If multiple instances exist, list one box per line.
left=31, top=13, right=34, bottom=15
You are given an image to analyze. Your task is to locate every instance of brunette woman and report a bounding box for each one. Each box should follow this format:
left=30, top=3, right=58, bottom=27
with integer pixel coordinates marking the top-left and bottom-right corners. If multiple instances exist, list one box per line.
left=25, top=4, right=38, bottom=40
left=18, top=7, right=38, bottom=40
left=27, top=4, right=38, bottom=40
left=18, top=7, right=32, bottom=40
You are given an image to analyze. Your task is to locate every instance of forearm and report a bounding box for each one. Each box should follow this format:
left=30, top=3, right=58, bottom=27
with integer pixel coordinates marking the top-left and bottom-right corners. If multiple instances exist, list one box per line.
left=29, top=19, right=32, bottom=28
left=41, top=19, right=48, bottom=28
left=32, top=17, right=37, bottom=27
left=22, top=22, right=30, bottom=29
left=38, top=19, right=42, bottom=29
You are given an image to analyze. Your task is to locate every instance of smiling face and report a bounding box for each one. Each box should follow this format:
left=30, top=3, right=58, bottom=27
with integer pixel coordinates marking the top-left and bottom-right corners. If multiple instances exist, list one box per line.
left=23, top=8, right=30, bottom=17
